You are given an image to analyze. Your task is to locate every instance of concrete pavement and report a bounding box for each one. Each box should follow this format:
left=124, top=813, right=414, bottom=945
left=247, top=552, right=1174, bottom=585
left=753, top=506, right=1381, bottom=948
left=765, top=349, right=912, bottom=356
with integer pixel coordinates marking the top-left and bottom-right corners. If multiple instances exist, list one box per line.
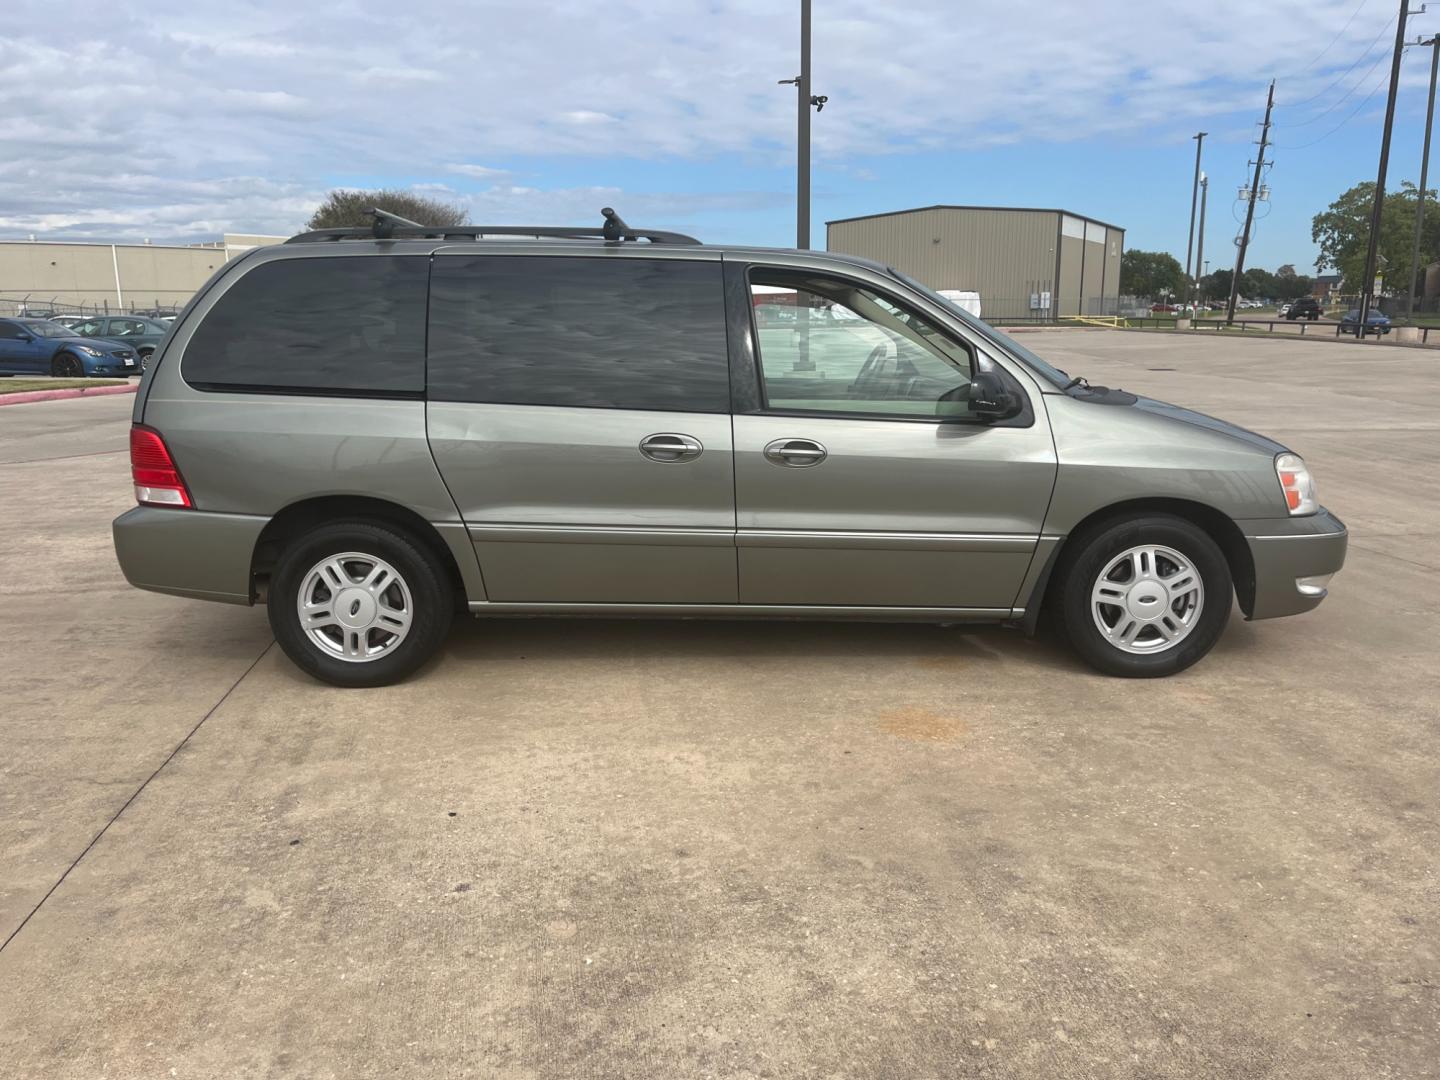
left=0, top=333, right=1436, bottom=1079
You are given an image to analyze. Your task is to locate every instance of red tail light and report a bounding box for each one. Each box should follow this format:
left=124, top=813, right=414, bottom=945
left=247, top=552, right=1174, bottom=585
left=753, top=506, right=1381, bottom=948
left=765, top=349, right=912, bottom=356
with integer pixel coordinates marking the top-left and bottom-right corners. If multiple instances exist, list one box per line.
left=130, top=424, right=192, bottom=508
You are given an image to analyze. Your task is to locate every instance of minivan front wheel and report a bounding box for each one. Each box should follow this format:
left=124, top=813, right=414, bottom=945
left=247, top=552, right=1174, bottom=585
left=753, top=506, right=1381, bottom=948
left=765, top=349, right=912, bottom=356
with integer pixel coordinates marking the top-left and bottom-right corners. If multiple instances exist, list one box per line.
left=1057, top=515, right=1231, bottom=678
left=269, top=521, right=452, bottom=688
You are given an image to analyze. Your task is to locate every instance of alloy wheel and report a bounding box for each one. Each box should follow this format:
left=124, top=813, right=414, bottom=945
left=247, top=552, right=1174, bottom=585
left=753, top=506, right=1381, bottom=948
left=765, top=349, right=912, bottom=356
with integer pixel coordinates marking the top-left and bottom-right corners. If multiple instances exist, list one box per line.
left=296, top=552, right=413, bottom=663
left=1090, top=544, right=1205, bottom=654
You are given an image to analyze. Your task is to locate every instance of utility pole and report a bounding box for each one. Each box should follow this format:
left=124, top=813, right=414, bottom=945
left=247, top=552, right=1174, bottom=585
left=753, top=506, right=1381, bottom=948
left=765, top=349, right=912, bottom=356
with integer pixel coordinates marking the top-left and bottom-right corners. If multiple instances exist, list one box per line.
left=1360, top=0, right=1412, bottom=330
left=1195, top=174, right=1209, bottom=308
left=1184, top=132, right=1207, bottom=312
left=1227, top=81, right=1275, bottom=323
left=1406, top=35, right=1440, bottom=315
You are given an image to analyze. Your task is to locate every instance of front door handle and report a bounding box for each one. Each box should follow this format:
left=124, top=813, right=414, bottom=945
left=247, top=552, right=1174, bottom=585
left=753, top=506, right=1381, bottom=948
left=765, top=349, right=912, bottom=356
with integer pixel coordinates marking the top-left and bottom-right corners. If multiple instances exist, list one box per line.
left=763, top=438, right=828, bottom=468
left=639, top=432, right=704, bottom=463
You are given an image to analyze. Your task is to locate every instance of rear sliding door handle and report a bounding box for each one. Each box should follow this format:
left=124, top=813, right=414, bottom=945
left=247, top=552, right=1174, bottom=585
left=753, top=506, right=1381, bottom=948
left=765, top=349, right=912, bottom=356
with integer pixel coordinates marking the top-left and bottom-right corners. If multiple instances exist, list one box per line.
left=639, top=432, right=704, bottom=462
left=763, top=438, right=827, bottom=468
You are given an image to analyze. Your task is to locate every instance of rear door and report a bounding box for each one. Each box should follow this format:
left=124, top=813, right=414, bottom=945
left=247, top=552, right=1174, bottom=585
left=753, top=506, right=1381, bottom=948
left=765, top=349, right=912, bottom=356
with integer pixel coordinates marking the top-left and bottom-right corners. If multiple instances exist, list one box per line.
left=426, top=251, right=737, bottom=604
left=726, top=261, right=1057, bottom=611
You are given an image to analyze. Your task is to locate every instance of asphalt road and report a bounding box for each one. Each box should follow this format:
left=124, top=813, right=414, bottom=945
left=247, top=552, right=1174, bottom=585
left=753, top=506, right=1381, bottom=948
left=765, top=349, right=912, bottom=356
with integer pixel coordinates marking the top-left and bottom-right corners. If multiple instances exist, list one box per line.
left=0, top=331, right=1436, bottom=1079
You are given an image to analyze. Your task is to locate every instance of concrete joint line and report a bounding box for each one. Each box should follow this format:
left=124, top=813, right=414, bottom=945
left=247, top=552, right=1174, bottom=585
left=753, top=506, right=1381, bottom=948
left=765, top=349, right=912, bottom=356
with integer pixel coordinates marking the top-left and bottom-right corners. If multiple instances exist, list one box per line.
left=0, top=640, right=274, bottom=955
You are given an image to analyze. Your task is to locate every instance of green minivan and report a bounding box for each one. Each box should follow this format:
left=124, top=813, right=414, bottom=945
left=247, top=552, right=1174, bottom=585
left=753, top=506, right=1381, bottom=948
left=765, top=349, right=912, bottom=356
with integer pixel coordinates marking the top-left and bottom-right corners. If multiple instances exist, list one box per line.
left=112, top=211, right=1346, bottom=687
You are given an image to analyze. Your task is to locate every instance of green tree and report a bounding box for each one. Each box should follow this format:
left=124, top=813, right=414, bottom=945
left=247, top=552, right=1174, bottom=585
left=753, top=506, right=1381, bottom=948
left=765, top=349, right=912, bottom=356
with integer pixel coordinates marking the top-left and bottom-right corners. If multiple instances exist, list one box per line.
left=1198, top=268, right=1232, bottom=302
left=304, top=188, right=469, bottom=230
left=1312, top=180, right=1440, bottom=293
left=1273, top=264, right=1314, bottom=301
left=1120, top=249, right=1186, bottom=298
left=1242, top=267, right=1279, bottom=300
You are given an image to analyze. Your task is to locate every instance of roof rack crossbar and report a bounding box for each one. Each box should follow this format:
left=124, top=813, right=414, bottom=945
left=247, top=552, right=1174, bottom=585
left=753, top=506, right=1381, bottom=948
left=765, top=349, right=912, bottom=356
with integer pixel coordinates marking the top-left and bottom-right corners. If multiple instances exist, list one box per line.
left=285, top=206, right=700, bottom=246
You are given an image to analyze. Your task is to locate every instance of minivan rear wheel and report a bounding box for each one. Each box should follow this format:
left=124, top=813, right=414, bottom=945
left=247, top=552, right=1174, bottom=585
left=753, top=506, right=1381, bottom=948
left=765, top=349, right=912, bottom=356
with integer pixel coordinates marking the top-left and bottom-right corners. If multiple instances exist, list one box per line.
left=268, top=521, right=452, bottom=688
left=1056, top=514, right=1231, bottom=678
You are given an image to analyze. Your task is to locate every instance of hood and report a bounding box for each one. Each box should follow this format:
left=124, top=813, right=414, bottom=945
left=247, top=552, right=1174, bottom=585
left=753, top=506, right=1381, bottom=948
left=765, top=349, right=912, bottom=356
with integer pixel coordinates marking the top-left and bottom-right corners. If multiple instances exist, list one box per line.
left=1130, top=395, right=1287, bottom=456
left=60, top=336, right=133, bottom=353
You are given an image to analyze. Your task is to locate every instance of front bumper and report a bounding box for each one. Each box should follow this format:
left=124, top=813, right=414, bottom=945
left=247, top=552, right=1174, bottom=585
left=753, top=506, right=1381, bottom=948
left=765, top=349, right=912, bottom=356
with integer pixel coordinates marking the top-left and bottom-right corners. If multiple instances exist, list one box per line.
left=113, top=506, right=268, bottom=605
left=1243, top=508, right=1348, bottom=620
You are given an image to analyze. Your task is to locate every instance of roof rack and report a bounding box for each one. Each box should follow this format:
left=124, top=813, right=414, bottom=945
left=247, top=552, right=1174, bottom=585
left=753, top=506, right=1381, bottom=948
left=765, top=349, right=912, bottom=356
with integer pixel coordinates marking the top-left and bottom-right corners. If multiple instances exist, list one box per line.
left=285, top=206, right=701, bottom=246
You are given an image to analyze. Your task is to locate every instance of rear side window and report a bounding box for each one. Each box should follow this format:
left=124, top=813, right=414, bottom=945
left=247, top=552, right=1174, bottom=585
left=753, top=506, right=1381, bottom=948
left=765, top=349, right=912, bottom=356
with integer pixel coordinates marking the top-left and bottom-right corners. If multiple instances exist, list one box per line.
left=184, top=256, right=427, bottom=396
left=428, top=255, right=730, bottom=412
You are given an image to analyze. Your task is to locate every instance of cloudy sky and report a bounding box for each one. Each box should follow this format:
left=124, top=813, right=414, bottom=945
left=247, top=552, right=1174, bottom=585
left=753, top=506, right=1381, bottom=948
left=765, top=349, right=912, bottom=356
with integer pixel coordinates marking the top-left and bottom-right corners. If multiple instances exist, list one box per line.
left=1, top=0, right=1435, bottom=271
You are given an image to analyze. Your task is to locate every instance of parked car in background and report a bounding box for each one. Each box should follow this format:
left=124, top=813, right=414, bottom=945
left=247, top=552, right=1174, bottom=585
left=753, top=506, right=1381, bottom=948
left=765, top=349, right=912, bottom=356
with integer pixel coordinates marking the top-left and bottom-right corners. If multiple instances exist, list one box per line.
left=1277, top=303, right=1292, bottom=318
left=48, top=315, right=89, bottom=329
left=1284, top=297, right=1322, bottom=321
left=1339, top=309, right=1391, bottom=336
left=68, top=315, right=170, bottom=369
left=1150, top=303, right=1179, bottom=313
left=0, top=318, right=140, bottom=376
left=936, top=289, right=982, bottom=318
left=112, top=212, right=1346, bottom=688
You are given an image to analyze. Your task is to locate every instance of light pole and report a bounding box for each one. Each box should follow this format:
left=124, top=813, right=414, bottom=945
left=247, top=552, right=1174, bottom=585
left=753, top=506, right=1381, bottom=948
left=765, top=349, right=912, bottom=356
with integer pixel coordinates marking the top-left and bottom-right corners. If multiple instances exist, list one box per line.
left=778, top=0, right=827, bottom=369
left=1184, top=132, right=1207, bottom=310
left=779, top=0, right=827, bottom=249
left=1195, top=174, right=1208, bottom=310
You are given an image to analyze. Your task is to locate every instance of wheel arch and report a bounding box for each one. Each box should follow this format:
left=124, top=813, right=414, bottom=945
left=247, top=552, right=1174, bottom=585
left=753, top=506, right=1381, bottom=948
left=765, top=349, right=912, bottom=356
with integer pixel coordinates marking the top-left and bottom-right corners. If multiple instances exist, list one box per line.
left=1031, top=496, right=1256, bottom=624
left=250, top=495, right=468, bottom=608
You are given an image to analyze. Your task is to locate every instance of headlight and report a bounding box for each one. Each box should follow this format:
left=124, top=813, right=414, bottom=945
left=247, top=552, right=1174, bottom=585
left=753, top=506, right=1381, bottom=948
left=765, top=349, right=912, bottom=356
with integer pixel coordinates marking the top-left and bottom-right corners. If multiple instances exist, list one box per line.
left=1275, top=453, right=1317, bottom=515
left=75, top=345, right=103, bottom=357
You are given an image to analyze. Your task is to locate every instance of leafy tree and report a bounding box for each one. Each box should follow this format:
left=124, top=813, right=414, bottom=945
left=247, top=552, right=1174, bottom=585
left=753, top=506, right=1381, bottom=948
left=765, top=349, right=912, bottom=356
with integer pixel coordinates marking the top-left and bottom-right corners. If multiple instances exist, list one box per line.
left=1312, top=180, right=1440, bottom=293
left=1120, top=249, right=1186, bottom=298
left=1198, top=268, right=1232, bottom=302
left=304, top=188, right=468, bottom=230
left=1242, top=267, right=1278, bottom=300
left=1273, top=264, right=1315, bottom=301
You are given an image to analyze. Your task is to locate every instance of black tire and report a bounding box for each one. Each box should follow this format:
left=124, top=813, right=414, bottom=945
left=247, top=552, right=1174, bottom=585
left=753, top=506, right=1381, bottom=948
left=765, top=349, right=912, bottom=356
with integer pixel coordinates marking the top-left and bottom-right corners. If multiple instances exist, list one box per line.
left=1055, top=514, right=1232, bottom=678
left=268, top=520, right=453, bottom=688
left=51, top=353, right=84, bottom=378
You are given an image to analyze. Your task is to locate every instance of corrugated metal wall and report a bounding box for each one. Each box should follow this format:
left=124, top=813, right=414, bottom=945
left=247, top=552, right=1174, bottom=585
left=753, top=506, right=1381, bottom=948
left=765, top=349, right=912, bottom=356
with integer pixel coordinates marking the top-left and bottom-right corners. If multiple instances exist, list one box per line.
left=828, top=208, right=1123, bottom=320
left=828, top=208, right=1059, bottom=320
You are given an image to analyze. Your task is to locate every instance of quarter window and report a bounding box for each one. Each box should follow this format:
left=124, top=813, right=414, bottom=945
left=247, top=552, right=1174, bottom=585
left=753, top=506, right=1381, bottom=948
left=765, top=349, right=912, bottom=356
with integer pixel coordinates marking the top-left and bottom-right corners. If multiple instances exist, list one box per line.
left=428, top=256, right=730, bottom=413
left=183, top=256, right=428, bottom=395
left=748, top=270, right=978, bottom=419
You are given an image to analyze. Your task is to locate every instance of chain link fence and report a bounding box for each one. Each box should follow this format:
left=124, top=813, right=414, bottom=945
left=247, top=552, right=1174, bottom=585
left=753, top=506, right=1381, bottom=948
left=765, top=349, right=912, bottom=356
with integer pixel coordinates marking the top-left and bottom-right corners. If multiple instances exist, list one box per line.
left=0, top=294, right=188, bottom=319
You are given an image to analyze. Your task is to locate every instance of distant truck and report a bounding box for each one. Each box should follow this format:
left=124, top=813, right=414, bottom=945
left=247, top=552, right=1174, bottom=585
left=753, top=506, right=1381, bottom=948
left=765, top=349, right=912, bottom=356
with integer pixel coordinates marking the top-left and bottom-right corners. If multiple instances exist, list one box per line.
left=936, top=289, right=981, bottom=318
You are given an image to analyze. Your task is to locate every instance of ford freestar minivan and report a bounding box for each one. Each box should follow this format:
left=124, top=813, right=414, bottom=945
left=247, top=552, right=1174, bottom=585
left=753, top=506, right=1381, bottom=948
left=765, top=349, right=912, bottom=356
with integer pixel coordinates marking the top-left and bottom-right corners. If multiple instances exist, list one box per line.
left=112, top=210, right=1347, bottom=687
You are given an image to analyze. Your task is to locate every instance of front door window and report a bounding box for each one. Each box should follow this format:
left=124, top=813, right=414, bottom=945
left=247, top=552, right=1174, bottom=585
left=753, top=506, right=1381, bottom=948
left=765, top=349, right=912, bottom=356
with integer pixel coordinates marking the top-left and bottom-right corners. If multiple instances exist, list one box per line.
left=748, top=270, right=977, bottom=419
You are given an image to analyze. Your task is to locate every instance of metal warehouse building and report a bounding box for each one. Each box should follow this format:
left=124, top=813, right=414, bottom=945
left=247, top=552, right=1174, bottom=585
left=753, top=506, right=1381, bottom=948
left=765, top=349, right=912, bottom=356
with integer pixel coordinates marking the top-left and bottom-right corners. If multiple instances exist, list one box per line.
left=826, top=205, right=1125, bottom=321
left=0, top=234, right=285, bottom=316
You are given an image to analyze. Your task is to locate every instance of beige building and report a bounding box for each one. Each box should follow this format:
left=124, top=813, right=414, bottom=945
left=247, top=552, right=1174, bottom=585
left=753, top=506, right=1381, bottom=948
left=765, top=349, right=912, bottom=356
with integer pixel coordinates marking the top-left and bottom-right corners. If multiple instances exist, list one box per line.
left=826, top=205, right=1125, bottom=321
left=0, top=234, right=286, bottom=316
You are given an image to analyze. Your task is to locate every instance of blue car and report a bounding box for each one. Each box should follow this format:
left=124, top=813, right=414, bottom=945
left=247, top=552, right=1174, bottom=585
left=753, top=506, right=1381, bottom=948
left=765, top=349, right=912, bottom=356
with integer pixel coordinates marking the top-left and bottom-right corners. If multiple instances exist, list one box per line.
left=1339, top=309, right=1392, bottom=336
left=0, top=318, right=142, bottom=377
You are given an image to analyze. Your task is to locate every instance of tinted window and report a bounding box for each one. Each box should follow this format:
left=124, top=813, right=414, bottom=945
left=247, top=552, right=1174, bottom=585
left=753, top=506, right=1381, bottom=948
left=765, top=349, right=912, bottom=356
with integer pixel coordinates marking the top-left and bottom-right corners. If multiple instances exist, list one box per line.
left=184, top=256, right=427, bottom=395
left=428, top=256, right=729, bottom=412
left=0, top=322, right=22, bottom=340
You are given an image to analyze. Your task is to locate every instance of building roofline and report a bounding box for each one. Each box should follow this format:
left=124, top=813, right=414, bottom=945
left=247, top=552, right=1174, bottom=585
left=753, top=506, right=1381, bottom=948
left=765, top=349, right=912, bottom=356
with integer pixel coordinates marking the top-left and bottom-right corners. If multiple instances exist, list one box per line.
left=825, top=204, right=1125, bottom=232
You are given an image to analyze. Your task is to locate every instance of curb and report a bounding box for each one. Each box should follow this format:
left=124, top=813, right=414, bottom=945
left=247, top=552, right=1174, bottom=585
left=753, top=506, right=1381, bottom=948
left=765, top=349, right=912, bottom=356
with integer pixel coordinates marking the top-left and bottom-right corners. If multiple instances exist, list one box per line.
left=0, top=382, right=139, bottom=407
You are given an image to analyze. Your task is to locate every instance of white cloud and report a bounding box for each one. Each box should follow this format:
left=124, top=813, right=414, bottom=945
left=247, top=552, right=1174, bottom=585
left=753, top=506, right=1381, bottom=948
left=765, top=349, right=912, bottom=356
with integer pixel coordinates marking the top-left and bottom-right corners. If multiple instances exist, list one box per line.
left=0, top=0, right=1418, bottom=241
left=445, top=164, right=510, bottom=180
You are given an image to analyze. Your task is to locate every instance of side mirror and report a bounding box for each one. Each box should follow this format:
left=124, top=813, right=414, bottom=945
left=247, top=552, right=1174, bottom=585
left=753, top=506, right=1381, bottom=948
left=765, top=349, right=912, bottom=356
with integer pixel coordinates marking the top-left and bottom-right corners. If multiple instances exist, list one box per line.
left=966, top=369, right=1020, bottom=418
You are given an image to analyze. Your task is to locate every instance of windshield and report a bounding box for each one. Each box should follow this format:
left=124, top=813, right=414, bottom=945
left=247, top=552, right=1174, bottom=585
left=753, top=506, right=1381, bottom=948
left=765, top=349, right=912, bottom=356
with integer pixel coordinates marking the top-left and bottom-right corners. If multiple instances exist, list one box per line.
left=20, top=320, right=77, bottom=338
left=888, top=269, right=1074, bottom=388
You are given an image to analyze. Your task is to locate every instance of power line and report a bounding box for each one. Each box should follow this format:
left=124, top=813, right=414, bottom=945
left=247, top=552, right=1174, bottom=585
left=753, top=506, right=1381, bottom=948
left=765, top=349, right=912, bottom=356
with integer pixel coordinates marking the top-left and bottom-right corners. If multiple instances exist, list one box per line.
left=1287, top=0, right=1372, bottom=77
left=1283, top=45, right=1390, bottom=125
left=1271, top=71, right=1392, bottom=149
left=1277, top=13, right=1397, bottom=109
